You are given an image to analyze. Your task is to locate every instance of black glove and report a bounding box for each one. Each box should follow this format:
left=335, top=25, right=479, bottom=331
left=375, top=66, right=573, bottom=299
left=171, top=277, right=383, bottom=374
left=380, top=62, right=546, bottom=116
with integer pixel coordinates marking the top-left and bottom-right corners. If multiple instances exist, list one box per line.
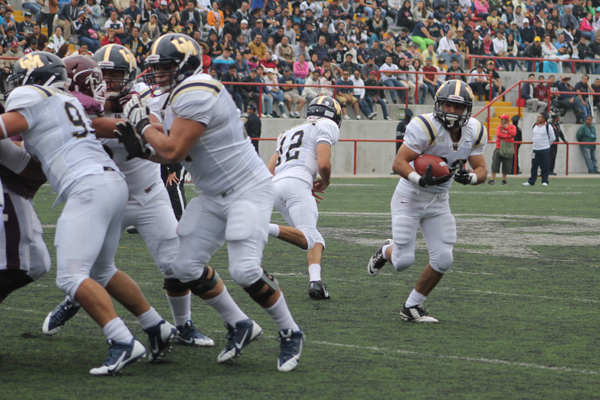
left=418, top=164, right=452, bottom=187
left=453, top=161, right=474, bottom=185
left=114, top=121, right=156, bottom=161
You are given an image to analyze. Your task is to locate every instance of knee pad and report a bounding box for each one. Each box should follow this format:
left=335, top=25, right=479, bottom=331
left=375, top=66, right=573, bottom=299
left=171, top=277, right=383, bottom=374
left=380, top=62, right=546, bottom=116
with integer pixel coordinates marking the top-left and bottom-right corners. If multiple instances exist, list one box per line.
left=243, top=269, right=279, bottom=304
left=431, top=251, right=454, bottom=273
left=0, top=269, right=33, bottom=300
left=188, top=267, right=220, bottom=296
left=393, top=252, right=415, bottom=272
left=301, top=228, right=324, bottom=251
left=163, top=278, right=190, bottom=293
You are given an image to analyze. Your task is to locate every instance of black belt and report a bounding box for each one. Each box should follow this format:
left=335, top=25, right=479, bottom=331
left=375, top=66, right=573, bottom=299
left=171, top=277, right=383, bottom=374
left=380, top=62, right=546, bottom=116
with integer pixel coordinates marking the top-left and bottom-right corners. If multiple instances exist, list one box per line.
left=103, top=166, right=116, bottom=172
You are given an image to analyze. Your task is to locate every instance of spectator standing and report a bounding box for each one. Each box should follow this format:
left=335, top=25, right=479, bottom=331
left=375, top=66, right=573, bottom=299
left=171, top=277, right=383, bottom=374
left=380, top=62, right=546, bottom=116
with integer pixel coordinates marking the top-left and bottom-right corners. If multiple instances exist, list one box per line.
left=576, top=115, right=599, bottom=173
left=488, top=114, right=516, bottom=185
left=57, top=0, right=79, bottom=42
left=244, top=104, right=262, bottom=154
left=37, top=0, right=58, bottom=40
left=523, top=112, right=555, bottom=186
left=548, top=114, right=567, bottom=175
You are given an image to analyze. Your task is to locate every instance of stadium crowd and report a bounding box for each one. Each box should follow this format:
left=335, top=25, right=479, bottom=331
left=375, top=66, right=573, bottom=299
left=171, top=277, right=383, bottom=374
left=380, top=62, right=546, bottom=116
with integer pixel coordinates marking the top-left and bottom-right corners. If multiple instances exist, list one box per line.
left=2, top=0, right=600, bottom=118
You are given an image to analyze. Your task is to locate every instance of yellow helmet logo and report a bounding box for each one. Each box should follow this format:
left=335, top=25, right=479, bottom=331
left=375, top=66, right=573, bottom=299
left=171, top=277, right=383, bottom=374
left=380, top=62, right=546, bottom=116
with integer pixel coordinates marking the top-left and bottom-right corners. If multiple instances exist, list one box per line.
left=119, top=48, right=137, bottom=68
left=19, top=53, right=44, bottom=70
left=171, top=37, right=198, bottom=56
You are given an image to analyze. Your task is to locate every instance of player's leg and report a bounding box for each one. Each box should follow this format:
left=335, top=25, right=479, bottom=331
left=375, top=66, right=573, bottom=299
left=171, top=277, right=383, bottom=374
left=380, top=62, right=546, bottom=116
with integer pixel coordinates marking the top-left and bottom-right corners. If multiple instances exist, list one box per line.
left=400, top=202, right=456, bottom=324
left=135, top=189, right=213, bottom=346
left=368, top=190, right=420, bottom=276
left=226, top=180, right=304, bottom=372
left=170, top=195, right=255, bottom=361
left=54, top=173, right=146, bottom=375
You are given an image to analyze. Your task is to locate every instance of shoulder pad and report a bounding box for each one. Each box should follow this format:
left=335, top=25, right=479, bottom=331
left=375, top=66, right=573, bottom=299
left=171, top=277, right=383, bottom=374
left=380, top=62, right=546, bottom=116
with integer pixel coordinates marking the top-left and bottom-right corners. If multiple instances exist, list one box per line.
left=5, top=85, right=53, bottom=112
left=413, top=114, right=439, bottom=145
left=471, top=119, right=487, bottom=149
left=169, top=77, right=224, bottom=105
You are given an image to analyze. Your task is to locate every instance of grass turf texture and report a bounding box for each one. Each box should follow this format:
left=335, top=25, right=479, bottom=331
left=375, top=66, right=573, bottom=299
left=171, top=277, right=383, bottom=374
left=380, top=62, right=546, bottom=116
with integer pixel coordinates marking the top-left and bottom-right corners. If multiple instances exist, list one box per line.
left=1, top=178, right=600, bottom=399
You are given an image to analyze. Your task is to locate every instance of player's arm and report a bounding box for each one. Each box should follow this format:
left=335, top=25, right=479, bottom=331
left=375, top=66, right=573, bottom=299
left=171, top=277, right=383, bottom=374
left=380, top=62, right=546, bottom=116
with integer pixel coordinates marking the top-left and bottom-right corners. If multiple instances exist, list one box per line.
left=0, top=138, right=46, bottom=180
left=0, top=112, right=31, bottom=138
left=142, top=116, right=204, bottom=163
left=93, top=114, right=163, bottom=138
left=314, top=142, right=331, bottom=191
left=392, top=143, right=420, bottom=178
left=267, top=152, right=279, bottom=175
left=466, top=153, right=487, bottom=185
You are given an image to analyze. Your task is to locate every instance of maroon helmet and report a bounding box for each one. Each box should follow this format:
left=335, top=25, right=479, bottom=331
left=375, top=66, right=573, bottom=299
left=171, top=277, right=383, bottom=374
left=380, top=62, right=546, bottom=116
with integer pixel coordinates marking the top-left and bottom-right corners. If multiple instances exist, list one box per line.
left=64, top=56, right=106, bottom=103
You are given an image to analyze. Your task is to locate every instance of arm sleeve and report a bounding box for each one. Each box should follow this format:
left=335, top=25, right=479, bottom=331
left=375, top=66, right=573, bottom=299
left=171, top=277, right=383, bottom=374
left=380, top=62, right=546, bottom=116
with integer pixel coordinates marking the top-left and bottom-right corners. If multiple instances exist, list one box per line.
left=0, top=139, right=32, bottom=174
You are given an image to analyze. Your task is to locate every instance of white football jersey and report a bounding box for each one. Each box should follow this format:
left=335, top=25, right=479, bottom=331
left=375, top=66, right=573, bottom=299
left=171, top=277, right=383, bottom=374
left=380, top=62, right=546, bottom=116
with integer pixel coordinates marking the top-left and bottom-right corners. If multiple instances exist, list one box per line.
left=273, top=118, right=339, bottom=185
left=161, top=73, right=272, bottom=196
left=101, top=82, right=163, bottom=204
left=398, top=113, right=488, bottom=194
left=5, top=85, right=119, bottom=202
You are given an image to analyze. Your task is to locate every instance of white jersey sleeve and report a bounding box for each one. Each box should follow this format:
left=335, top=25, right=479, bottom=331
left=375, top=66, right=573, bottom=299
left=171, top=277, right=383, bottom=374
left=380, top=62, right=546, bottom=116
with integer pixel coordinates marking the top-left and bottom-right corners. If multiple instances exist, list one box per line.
left=170, top=78, right=223, bottom=126
left=5, top=86, right=48, bottom=128
left=314, top=118, right=340, bottom=147
left=469, top=118, right=488, bottom=157
left=0, top=139, right=31, bottom=174
left=403, top=116, right=433, bottom=155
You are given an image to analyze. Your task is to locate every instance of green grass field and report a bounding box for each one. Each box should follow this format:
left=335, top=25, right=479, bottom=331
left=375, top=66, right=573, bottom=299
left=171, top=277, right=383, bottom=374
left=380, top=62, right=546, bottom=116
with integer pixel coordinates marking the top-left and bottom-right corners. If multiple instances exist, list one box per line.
left=2, top=177, right=600, bottom=399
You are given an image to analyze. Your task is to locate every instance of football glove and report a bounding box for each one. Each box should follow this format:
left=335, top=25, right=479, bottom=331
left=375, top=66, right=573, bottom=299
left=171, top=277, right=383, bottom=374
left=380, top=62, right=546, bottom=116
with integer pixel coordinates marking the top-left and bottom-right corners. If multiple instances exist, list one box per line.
left=114, top=121, right=156, bottom=161
left=122, top=95, right=151, bottom=135
left=453, top=161, right=477, bottom=185
left=418, top=164, right=452, bottom=187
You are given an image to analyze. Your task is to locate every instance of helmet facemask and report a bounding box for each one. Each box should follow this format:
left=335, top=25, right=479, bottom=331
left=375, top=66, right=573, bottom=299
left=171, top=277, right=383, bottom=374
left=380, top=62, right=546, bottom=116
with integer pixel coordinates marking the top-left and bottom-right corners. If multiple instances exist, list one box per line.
left=73, top=67, right=107, bottom=103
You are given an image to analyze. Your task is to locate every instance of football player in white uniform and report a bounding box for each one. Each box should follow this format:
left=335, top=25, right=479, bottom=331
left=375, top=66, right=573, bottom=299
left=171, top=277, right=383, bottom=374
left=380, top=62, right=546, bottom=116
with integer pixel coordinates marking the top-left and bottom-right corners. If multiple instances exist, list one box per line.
left=116, top=33, right=304, bottom=372
left=367, top=79, right=488, bottom=323
left=1, top=53, right=177, bottom=375
left=266, top=96, right=342, bottom=300
left=43, top=47, right=214, bottom=348
left=0, top=138, right=50, bottom=304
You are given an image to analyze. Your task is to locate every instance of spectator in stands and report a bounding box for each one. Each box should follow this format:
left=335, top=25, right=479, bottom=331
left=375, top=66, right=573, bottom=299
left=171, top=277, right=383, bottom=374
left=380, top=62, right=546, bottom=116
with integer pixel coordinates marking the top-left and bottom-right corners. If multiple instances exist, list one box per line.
left=411, top=16, right=437, bottom=51
left=37, top=0, right=58, bottom=41
left=335, top=69, right=361, bottom=119
left=223, top=64, right=248, bottom=114
left=140, top=1, right=153, bottom=26
left=468, top=30, right=484, bottom=66
left=250, top=33, right=267, bottom=59
left=534, top=75, right=550, bottom=107
left=576, top=115, right=599, bottom=173
left=137, top=29, right=152, bottom=67
left=301, top=22, right=317, bottom=45
left=206, top=30, right=223, bottom=58
left=474, top=0, right=490, bottom=19
left=214, top=46, right=236, bottom=76
left=48, top=26, right=66, bottom=54
left=155, top=0, right=169, bottom=27
left=364, top=70, right=390, bottom=118
left=379, top=55, right=404, bottom=104
left=574, top=74, right=593, bottom=120
left=263, top=70, right=285, bottom=117
left=491, top=30, right=509, bottom=70
left=23, top=0, right=43, bottom=19
left=446, top=58, right=465, bottom=81
left=523, top=73, right=547, bottom=112
left=422, top=56, right=439, bottom=101
left=101, top=26, right=121, bottom=47
left=105, top=10, right=125, bottom=38
left=234, top=51, right=250, bottom=76
left=488, top=114, right=516, bottom=186
left=23, top=24, right=49, bottom=51
left=163, top=15, right=182, bottom=33
left=7, top=41, right=24, bottom=69
left=23, top=38, right=39, bottom=54
left=293, top=53, right=309, bottom=84
left=485, top=60, right=505, bottom=100
left=368, top=40, right=384, bottom=65
left=524, top=36, right=542, bottom=71
left=467, top=63, right=488, bottom=101
left=437, top=30, right=461, bottom=67
left=124, top=0, right=142, bottom=27
left=398, top=0, right=415, bottom=32
left=350, top=69, right=373, bottom=119
left=275, top=35, right=295, bottom=65
left=576, top=36, right=596, bottom=74
left=360, top=56, right=378, bottom=79
left=556, top=75, right=585, bottom=124
left=18, top=12, right=35, bottom=38
left=56, top=0, right=79, bottom=42
left=560, top=8, right=578, bottom=29
left=303, top=69, right=322, bottom=104
left=280, top=67, right=306, bottom=118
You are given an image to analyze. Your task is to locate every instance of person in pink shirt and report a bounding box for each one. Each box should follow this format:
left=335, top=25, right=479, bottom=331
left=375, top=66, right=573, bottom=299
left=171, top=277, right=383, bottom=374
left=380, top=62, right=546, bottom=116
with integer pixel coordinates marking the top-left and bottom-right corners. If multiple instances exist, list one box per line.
left=474, top=0, right=490, bottom=19
left=293, top=53, right=309, bottom=84
left=488, top=114, right=516, bottom=185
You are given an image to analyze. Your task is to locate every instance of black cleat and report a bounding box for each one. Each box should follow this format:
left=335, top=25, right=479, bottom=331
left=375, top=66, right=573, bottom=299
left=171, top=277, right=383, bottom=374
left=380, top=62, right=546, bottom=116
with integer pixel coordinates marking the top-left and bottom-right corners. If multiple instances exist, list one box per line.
left=308, top=281, right=330, bottom=300
left=367, top=239, right=392, bottom=276
left=400, top=304, right=438, bottom=323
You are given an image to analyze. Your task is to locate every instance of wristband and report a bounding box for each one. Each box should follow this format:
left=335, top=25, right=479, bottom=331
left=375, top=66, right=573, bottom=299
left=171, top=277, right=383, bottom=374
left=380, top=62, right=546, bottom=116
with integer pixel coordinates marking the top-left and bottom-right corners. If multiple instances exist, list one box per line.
left=408, top=171, right=422, bottom=186
left=468, top=172, right=478, bottom=185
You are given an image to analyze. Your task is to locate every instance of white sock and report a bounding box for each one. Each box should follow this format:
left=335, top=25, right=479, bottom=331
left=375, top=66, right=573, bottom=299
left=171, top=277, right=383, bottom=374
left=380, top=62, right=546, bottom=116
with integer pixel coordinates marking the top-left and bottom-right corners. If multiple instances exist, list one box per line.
left=405, top=289, right=427, bottom=308
left=168, top=292, right=192, bottom=327
left=268, top=224, right=280, bottom=237
left=382, top=244, right=392, bottom=260
left=203, top=286, right=248, bottom=326
left=137, top=307, right=163, bottom=330
left=308, top=264, right=321, bottom=282
left=103, top=317, right=133, bottom=343
left=264, top=293, right=299, bottom=331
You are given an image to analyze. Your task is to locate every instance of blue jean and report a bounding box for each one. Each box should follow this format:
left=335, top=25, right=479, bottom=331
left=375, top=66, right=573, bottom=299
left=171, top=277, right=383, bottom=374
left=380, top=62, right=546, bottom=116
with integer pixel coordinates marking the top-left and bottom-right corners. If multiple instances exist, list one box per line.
left=423, top=81, right=437, bottom=102
left=357, top=97, right=371, bottom=117
left=528, top=147, right=551, bottom=185
left=362, top=7, right=386, bottom=18
left=79, top=36, right=100, bottom=53
left=22, top=2, right=42, bottom=16
left=383, top=78, right=405, bottom=100
left=440, top=52, right=462, bottom=67
left=364, top=96, right=389, bottom=118
left=580, top=146, right=598, bottom=173
left=270, top=89, right=286, bottom=113
left=262, top=93, right=273, bottom=114
left=295, top=77, right=305, bottom=95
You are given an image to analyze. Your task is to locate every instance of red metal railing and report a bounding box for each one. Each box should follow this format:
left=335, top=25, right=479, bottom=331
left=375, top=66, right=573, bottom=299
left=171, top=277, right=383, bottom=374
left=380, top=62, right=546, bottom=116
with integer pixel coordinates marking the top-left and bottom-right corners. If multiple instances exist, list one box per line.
left=467, top=54, right=600, bottom=73
left=225, top=81, right=409, bottom=117
left=252, top=137, right=600, bottom=176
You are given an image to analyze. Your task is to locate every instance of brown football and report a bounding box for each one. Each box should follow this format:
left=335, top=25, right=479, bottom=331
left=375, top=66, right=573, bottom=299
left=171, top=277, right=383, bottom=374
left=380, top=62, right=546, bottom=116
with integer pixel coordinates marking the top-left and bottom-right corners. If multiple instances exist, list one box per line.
left=414, top=154, right=451, bottom=177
